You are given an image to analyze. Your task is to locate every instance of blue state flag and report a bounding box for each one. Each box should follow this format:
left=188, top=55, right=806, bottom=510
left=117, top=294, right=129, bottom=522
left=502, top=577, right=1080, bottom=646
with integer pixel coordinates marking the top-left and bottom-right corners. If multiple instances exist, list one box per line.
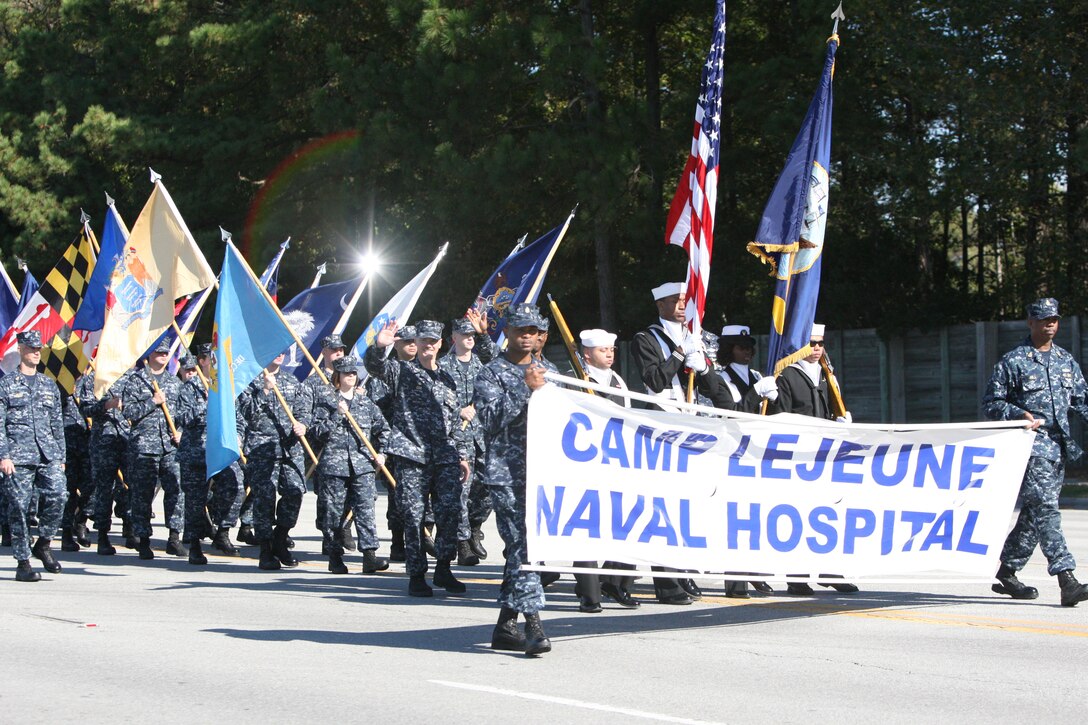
left=474, top=211, right=573, bottom=342
left=259, top=238, right=290, bottom=302
left=0, top=261, right=17, bottom=336
left=206, top=242, right=297, bottom=477
left=71, top=203, right=127, bottom=332
left=281, top=276, right=363, bottom=381
left=747, top=33, right=838, bottom=375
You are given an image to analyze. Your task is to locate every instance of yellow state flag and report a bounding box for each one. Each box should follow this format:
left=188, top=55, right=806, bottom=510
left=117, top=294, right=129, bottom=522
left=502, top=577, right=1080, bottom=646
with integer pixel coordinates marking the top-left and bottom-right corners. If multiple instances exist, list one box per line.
left=93, top=179, right=216, bottom=397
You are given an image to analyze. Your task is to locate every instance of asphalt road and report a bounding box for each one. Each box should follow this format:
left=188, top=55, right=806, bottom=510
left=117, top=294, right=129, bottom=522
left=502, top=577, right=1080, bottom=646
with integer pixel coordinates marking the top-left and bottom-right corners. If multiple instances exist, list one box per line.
left=1, top=494, right=1085, bottom=723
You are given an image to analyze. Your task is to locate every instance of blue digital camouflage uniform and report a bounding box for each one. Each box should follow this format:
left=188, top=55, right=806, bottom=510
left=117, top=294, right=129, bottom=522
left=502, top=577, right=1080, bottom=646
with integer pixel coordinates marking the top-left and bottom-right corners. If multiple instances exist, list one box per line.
left=366, top=374, right=402, bottom=532
left=473, top=355, right=545, bottom=614
left=60, top=383, right=93, bottom=533
left=175, top=374, right=244, bottom=542
left=121, top=367, right=184, bottom=539
left=437, top=328, right=499, bottom=540
left=298, top=369, right=334, bottom=530
left=983, top=335, right=1088, bottom=575
left=364, top=340, right=467, bottom=577
left=237, top=371, right=307, bottom=543
left=311, top=383, right=390, bottom=553
left=0, top=368, right=67, bottom=562
left=77, top=370, right=130, bottom=532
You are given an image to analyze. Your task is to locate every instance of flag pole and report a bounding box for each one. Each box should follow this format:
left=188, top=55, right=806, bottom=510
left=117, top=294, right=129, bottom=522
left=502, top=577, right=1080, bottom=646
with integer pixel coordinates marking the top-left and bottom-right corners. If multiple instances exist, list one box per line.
left=546, top=294, right=594, bottom=393
left=820, top=353, right=848, bottom=418
left=222, top=234, right=394, bottom=487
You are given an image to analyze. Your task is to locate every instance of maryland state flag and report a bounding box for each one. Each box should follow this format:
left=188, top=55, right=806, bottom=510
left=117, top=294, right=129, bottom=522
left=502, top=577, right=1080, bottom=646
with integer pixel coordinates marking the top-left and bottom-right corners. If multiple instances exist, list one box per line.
left=0, top=221, right=97, bottom=393
left=747, top=31, right=839, bottom=375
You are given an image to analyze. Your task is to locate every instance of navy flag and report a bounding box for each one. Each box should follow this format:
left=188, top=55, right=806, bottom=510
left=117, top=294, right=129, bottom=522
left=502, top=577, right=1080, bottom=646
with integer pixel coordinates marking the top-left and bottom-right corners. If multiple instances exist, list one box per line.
left=747, top=31, right=839, bottom=375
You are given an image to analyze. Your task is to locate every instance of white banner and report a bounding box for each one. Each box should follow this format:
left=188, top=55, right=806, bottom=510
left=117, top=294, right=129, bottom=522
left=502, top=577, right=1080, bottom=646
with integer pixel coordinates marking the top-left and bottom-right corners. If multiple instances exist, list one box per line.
left=526, top=384, right=1034, bottom=577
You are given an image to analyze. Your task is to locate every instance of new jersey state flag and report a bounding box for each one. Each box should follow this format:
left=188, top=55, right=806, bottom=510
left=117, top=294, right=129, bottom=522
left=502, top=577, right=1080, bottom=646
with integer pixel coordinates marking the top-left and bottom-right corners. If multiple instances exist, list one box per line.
left=206, top=242, right=296, bottom=477
left=93, top=176, right=216, bottom=397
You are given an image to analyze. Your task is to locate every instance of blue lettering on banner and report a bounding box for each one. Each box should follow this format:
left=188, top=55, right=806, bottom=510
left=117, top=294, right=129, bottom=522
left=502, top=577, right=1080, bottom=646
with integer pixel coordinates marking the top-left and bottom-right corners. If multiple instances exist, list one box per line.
left=843, top=508, right=876, bottom=553
left=537, top=485, right=565, bottom=536
left=767, top=504, right=802, bottom=552
left=638, top=497, right=678, bottom=545
left=561, top=414, right=596, bottom=462
left=678, top=433, right=717, bottom=472
left=872, top=444, right=912, bottom=486
left=728, top=502, right=761, bottom=549
left=796, top=437, right=834, bottom=481
left=958, top=447, right=994, bottom=490
left=832, top=441, right=870, bottom=484
left=914, top=443, right=954, bottom=490
left=610, top=491, right=644, bottom=541
left=728, top=435, right=757, bottom=477
left=900, top=510, right=936, bottom=551
left=600, top=418, right=629, bottom=468
left=762, top=434, right=798, bottom=480
left=806, top=506, right=838, bottom=553
left=561, top=489, right=600, bottom=538
left=559, top=414, right=715, bottom=473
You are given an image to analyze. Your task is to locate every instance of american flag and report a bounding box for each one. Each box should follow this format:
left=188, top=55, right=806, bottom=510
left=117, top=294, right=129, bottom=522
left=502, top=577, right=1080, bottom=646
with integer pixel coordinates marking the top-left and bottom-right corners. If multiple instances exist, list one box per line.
left=664, top=0, right=726, bottom=333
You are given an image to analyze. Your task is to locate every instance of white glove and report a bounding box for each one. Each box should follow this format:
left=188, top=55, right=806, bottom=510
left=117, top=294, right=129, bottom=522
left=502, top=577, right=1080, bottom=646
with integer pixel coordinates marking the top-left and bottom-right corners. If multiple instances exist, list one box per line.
left=836, top=411, right=853, bottom=424
left=685, top=353, right=708, bottom=373
left=753, top=376, right=778, bottom=401
left=680, top=337, right=703, bottom=356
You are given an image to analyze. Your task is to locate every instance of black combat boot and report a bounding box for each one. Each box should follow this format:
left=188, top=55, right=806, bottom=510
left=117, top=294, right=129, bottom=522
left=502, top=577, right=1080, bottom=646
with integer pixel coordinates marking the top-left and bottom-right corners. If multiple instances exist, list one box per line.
left=1058, top=570, right=1088, bottom=607
left=212, top=527, right=238, bottom=556
left=165, top=530, right=188, bottom=557
left=491, top=607, right=524, bottom=651
left=469, top=526, right=487, bottom=559
left=61, top=528, right=81, bottom=552
left=32, top=537, right=61, bottom=573
left=328, top=550, right=348, bottom=575
left=408, top=574, right=433, bottom=597
left=457, top=539, right=480, bottom=566
left=992, top=564, right=1039, bottom=600
left=97, top=529, right=116, bottom=556
left=362, top=549, right=389, bottom=573
left=272, top=527, right=297, bottom=568
left=122, top=521, right=137, bottom=549
left=523, top=613, right=551, bottom=656
left=188, top=538, right=208, bottom=565
left=15, top=560, right=40, bottom=582
left=421, top=524, right=437, bottom=558
left=389, top=527, right=406, bottom=562
left=258, top=541, right=281, bottom=570
left=237, top=524, right=256, bottom=546
left=136, top=536, right=154, bottom=560
left=433, top=559, right=467, bottom=594
left=73, top=521, right=92, bottom=548
left=341, top=522, right=357, bottom=552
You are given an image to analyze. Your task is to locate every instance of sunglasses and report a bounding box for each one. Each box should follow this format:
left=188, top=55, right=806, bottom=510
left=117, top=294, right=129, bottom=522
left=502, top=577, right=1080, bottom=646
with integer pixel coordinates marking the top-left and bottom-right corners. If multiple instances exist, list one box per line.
left=808, top=340, right=825, bottom=347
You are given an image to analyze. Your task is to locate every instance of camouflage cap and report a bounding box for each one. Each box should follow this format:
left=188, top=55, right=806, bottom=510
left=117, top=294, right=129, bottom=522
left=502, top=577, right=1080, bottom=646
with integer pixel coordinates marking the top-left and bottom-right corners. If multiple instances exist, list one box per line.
left=414, top=320, right=444, bottom=340
left=393, top=325, right=417, bottom=341
left=16, top=330, right=42, bottom=348
left=321, top=333, right=346, bottom=350
left=179, top=354, right=198, bottom=370
left=450, top=317, right=476, bottom=335
left=333, top=355, right=360, bottom=374
left=505, top=303, right=544, bottom=329
left=195, top=342, right=214, bottom=357
left=537, top=317, right=550, bottom=333
left=152, top=338, right=173, bottom=354
left=1027, top=297, right=1061, bottom=320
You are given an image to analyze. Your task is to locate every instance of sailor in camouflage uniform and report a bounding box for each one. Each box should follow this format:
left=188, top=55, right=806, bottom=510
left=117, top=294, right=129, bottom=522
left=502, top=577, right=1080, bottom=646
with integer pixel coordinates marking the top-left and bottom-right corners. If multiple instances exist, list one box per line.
left=311, top=356, right=391, bottom=574
left=175, top=343, right=243, bottom=564
left=0, top=330, right=67, bottom=582
left=59, top=377, right=93, bottom=552
left=365, top=319, right=470, bottom=597
left=437, top=310, right=499, bottom=566
left=121, top=338, right=185, bottom=560
left=77, top=367, right=131, bottom=555
left=298, top=334, right=348, bottom=553
left=365, top=325, right=417, bottom=562
left=983, top=298, right=1088, bottom=607
left=473, top=303, right=552, bottom=655
left=238, top=351, right=309, bottom=570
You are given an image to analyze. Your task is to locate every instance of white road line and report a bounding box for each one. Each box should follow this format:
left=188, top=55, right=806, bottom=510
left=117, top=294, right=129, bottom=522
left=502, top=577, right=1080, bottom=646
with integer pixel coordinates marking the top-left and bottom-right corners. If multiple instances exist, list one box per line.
left=429, top=680, right=725, bottom=724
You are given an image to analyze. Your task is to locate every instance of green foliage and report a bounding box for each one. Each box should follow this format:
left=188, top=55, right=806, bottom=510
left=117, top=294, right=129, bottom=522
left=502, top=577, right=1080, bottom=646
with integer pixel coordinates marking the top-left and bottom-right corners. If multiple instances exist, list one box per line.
left=0, top=0, right=1085, bottom=341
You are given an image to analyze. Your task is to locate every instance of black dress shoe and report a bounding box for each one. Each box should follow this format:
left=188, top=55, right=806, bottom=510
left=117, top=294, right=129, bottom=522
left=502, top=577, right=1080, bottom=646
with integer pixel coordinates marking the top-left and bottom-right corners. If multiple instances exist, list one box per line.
left=658, top=592, right=694, bottom=605
left=751, top=581, right=774, bottom=594
left=601, top=583, right=640, bottom=608
left=787, top=582, right=814, bottom=595
left=578, top=597, right=602, bottom=613
left=725, top=580, right=750, bottom=598
left=540, top=571, right=561, bottom=587
left=679, top=578, right=702, bottom=599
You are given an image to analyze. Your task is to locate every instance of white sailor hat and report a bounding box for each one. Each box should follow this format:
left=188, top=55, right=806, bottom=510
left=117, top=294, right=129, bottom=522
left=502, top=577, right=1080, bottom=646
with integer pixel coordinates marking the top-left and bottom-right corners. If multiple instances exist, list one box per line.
left=579, top=329, right=617, bottom=348
left=811, top=323, right=826, bottom=337
left=651, top=281, right=687, bottom=301
left=720, top=324, right=750, bottom=337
